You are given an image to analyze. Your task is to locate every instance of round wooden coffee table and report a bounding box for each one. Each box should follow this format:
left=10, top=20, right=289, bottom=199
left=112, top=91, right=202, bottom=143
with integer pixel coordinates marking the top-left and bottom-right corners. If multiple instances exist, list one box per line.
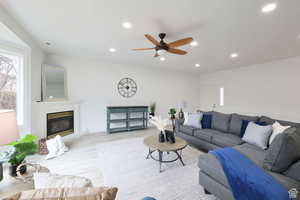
left=144, top=135, right=188, bottom=172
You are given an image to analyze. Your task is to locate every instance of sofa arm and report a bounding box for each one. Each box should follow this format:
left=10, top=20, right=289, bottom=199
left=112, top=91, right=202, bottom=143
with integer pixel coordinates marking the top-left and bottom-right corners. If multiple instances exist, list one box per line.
left=175, top=118, right=184, bottom=132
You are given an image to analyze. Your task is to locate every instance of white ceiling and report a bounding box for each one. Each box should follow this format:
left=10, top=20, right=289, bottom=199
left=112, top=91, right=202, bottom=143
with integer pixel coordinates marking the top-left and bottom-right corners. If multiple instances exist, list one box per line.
left=0, top=22, right=27, bottom=47
left=1, top=0, right=300, bottom=73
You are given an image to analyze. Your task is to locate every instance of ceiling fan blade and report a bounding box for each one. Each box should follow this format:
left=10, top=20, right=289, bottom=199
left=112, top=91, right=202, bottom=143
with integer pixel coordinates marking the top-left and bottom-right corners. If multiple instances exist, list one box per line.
left=168, top=37, right=193, bottom=48
left=167, top=48, right=187, bottom=55
left=132, top=48, right=155, bottom=51
left=145, top=34, right=160, bottom=46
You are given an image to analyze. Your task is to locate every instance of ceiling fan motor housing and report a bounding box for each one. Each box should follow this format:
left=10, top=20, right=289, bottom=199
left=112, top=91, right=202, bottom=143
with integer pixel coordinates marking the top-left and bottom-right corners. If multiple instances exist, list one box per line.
left=158, top=33, right=168, bottom=50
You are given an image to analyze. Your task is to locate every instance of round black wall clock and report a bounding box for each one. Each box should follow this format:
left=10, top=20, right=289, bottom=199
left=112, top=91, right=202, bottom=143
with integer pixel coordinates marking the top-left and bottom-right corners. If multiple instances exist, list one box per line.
left=117, top=78, right=137, bottom=98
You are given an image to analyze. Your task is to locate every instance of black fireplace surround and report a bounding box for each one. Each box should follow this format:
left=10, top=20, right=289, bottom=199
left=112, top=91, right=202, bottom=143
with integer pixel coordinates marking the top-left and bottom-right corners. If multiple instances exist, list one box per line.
left=47, top=110, right=74, bottom=139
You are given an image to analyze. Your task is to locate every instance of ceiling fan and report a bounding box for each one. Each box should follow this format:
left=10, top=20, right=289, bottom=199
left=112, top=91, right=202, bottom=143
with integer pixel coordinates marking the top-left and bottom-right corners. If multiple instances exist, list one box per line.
left=133, top=33, right=193, bottom=57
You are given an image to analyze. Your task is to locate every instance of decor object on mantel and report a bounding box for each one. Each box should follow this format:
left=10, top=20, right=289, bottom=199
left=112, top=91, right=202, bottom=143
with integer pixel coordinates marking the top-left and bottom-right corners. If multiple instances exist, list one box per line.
left=42, top=64, right=68, bottom=102
left=149, top=116, right=169, bottom=143
left=46, top=135, right=69, bottom=160
left=117, top=77, right=137, bottom=98
left=0, top=110, right=19, bottom=181
left=107, top=106, right=148, bottom=133
left=8, top=134, right=37, bottom=177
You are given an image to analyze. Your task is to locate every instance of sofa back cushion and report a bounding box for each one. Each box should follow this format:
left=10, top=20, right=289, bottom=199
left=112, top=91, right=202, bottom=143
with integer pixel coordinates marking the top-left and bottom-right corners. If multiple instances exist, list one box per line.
left=211, top=111, right=231, bottom=132
left=242, top=122, right=273, bottom=150
left=259, top=116, right=300, bottom=129
left=229, top=114, right=259, bottom=136
left=263, top=128, right=300, bottom=173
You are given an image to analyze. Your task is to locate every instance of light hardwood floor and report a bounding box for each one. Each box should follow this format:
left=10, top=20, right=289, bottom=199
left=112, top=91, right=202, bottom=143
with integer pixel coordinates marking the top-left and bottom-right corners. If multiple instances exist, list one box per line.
left=0, top=129, right=156, bottom=198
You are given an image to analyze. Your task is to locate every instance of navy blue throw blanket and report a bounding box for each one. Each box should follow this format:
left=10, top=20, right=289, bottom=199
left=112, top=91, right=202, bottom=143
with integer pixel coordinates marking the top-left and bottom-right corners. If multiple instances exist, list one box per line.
left=209, top=148, right=289, bottom=200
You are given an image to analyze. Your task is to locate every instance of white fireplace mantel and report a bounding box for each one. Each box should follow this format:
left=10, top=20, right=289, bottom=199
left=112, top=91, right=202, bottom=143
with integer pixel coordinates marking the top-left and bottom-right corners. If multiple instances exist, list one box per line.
left=32, top=101, right=81, bottom=140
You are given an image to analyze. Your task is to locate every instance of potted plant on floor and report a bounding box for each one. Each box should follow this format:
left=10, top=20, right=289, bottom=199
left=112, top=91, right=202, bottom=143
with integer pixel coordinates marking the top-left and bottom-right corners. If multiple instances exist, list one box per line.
left=8, top=134, right=37, bottom=177
left=149, top=102, right=156, bottom=117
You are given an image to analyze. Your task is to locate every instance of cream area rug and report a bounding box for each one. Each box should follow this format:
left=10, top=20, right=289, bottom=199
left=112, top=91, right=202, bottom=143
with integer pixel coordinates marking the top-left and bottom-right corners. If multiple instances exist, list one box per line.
left=96, top=137, right=217, bottom=200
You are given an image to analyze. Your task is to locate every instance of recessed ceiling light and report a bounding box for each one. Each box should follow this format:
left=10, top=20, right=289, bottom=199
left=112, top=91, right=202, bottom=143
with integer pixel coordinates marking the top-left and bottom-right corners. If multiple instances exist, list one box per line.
left=160, top=57, right=166, bottom=61
left=109, top=48, right=116, bottom=52
left=262, top=3, right=277, bottom=13
left=298, top=34, right=300, bottom=40
left=195, top=64, right=200, bottom=68
left=230, top=53, right=238, bottom=58
left=190, top=41, right=198, bottom=47
left=122, top=22, right=132, bottom=29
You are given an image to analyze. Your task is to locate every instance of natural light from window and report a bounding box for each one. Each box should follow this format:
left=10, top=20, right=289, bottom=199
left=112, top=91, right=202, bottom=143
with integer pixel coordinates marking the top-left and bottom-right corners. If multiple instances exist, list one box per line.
left=0, top=51, right=24, bottom=125
left=220, top=87, right=224, bottom=106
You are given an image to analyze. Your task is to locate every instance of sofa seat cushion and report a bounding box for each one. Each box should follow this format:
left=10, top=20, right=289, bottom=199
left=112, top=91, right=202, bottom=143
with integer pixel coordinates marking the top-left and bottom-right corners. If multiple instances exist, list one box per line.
left=211, top=133, right=243, bottom=147
left=234, top=143, right=266, bottom=167
left=179, top=125, right=196, bottom=136
left=194, top=129, right=222, bottom=143
left=198, top=144, right=300, bottom=191
left=229, top=114, right=259, bottom=136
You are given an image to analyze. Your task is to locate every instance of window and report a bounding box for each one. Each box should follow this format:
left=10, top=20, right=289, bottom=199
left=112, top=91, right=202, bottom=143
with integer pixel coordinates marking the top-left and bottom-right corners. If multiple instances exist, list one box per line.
left=0, top=50, right=24, bottom=126
left=220, top=87, right=224, bottom=106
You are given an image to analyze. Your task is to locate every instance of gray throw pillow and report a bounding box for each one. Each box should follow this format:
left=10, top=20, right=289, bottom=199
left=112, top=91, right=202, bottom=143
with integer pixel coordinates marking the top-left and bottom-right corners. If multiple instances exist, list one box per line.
left=283, top=160, right=300, bottom=182
left=211, top=111, right=231, bottom=132
left=263, top=128, right=300, bottom=173
left=242, top=122, right=273, bottom=149
left=184, top=113, right=203, bottom=128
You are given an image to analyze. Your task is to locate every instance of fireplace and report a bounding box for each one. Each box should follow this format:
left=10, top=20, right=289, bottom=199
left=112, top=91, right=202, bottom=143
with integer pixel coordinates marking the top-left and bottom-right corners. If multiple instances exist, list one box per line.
left=47, top=111, right=74, bottom=139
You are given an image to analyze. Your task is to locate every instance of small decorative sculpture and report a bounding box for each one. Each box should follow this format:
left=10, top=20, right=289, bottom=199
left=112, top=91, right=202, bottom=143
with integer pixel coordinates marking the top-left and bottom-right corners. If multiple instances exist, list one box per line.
left=149, top=116, right=169, bottom=143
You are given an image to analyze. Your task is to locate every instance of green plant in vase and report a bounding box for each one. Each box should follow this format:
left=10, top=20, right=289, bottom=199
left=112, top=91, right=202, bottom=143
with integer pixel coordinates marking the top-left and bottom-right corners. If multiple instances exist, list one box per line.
left=169, top=108, right=177, bottom=119
left=8, top=134, right=37, bottom=177
left=149, top=102, right=156, bottom=117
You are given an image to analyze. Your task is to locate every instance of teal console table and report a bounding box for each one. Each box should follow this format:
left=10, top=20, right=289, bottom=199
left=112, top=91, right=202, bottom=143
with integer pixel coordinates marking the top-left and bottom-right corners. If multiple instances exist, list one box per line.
left=107, top=106, right=148, bottom=133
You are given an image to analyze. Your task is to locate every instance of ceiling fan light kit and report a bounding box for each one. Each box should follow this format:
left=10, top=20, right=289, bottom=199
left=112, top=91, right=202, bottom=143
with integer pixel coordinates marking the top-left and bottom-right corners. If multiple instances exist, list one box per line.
left=133, top=33, right=193, bottom=57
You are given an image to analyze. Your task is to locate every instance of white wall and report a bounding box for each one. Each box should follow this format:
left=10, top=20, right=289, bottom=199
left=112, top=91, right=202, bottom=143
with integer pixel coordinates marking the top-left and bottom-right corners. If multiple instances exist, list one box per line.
left=45, top=55, right=200, bottom=133
left=0, top=5, right=45, bottom=134
left=199, top=56, right=300, bottom=122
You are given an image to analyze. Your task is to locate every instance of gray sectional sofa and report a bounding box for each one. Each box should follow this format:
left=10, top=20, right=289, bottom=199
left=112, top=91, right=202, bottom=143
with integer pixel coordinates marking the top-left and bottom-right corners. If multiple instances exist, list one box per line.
left=175, top=111, right=300, bottom=200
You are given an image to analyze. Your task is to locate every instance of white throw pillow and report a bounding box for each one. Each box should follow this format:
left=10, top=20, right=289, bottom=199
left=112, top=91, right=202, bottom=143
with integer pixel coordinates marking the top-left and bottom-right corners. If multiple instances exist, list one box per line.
left=184, top=112, right=203, bottom=128
left=33, top=173, right=92, bottom=189
left=46, top=135, right=69, bottom=160
left=269, top=121, right=291, bottom=144
left=183, top=112, right=189, bottom=125
left=242, top=122, right=273, bottom=150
